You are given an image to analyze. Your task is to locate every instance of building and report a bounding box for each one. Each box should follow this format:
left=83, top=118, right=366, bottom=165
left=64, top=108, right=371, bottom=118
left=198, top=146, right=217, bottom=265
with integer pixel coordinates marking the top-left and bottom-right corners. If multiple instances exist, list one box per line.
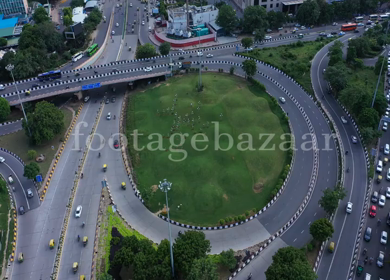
left=72, top=7, right=87, bottom=24
left=233, top=0, right=303, bottom=13
left=0, top=0, right=28, bottom=17
left=0, top=14, right=20, bottom=39
left=85, top=1, right=98, bottom=11
left=167, top=5, right=218, bottom=33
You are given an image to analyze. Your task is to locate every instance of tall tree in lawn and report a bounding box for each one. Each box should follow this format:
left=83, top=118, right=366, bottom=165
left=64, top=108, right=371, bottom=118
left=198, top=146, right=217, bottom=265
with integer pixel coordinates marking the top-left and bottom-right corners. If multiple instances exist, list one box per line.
left=24, top=162, right=40, bottom=180
left=339, top=84, right=370, bottom=116
left=243, top=6, right=268, bottom=33
left=310, top=218, right=334, bottom=242
left=357, top=108, right=379, bottom=129
left=324, top=62, right=348, bottom=95
left=242, top=59, right=257, bottom=78
left=0, top=97, right=10, bottom=122
left=253, top=28, right=265, bottom=42
left=296, top=0, right=320, bottom=26
left=173, top=231, right=211, bottom=278
left=265, top=246, right=317, bottom=280
left=241, top=37, right=253, bottom=50
left=136, top=43, right=158, bottom=59
left=159, top=42, right=171, bottom=55
left=33, top=7, right=50, bottom=24
left=22, top=101, right=64, bottom=145
left=187, top=258, right=218, bottom=280
left=215, top=5, right=238, bottom=34
left=219, top=249, right=237, bottom=270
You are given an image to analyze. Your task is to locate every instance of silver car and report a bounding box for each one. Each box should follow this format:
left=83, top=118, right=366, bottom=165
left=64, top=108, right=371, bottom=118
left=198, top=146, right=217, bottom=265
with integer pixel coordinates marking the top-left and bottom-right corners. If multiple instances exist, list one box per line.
left=27, top=188, right=33, bottom=198
left=377, top=251, right=384, bottom=267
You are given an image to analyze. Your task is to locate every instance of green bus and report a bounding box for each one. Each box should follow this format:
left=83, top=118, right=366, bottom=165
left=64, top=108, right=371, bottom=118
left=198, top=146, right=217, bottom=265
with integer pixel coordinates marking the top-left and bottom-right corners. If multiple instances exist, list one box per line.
left=87, top=44, right=99, bottom=56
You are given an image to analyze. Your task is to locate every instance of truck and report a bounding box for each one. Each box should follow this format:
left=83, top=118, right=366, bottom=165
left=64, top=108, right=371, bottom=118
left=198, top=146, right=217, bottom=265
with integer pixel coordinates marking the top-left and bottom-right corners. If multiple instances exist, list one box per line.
left=181, top=61, right=191, bottom=69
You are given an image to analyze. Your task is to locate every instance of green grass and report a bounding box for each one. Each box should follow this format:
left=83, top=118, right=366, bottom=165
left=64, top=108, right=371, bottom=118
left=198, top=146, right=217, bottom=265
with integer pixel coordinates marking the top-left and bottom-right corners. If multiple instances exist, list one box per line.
left=244, top=39, right=333, bottom=95
left=126, top=73, right=290, bottom=226
left=0, top=108, right=73, bottom=178
left=0, top=178, right=12, bottom=276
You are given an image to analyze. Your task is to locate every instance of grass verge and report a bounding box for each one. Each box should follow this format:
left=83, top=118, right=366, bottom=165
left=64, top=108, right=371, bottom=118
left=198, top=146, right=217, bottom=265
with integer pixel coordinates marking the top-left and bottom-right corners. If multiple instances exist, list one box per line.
left=0, top=178, right=12, bottom=276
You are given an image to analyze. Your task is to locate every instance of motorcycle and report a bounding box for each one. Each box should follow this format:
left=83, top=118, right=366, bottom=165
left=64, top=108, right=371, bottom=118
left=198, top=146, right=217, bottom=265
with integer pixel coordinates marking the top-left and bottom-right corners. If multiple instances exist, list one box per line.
left=363, top=248, right=367, bottom=255
left=364, top=256, right=368, bottom=264
left=346, top=167, right=350, bottom=173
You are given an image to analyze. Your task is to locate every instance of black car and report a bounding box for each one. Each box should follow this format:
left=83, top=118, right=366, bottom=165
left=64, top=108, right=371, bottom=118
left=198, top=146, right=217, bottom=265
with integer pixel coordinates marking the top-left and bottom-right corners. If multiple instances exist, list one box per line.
left=19, top=206, right=25, bottom=215
left=178, top=56, right=185, bottom=60
left=111, top=96, right=116, bottom=103
left=31, top=83, right=40, bottom=88
left=330, top=31, right=337, bottom=35
left=364, top=227, right=372, bottom=241
left=354, top=29, right=359, bottom=33
left=114, top=139, right=119, bottom=149
left=105, top=98, right=110, bottom=104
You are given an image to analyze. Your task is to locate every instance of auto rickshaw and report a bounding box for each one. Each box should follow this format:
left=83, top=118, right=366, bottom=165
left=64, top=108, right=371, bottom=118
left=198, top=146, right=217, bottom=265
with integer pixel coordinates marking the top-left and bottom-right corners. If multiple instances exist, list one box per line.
left=383, top=157, right=388, bottom=166
left=328, top=241, right=335, bottom=253
left=121, top=182, right=126, bottom=190
left=18, top=252, right=24, bottom=263
left=25, top=90, right=31, bottom=96
left=83, top=236, right=88, bottom=247
left=356, top=261, right=364, bottom=276
left=49, top=239, right=55, bottom=249
left=80, top=276, right=86, bottom=280
left=377, top=175, right=382, bottom=184
left=103, top=164, right=107, bottom=172
left=73, top=262, right=78, bottom=273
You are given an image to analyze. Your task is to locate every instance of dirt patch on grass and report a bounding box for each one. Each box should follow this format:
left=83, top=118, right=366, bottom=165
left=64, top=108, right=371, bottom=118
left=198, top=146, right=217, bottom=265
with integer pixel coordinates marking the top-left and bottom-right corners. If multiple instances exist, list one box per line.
left=151, top=185, right=158, bottom=192
left=155, top=205, right=167, bottom=215
left=253, top=181, right=264, bottom=193
left=223, top=194, right=228, bottom=201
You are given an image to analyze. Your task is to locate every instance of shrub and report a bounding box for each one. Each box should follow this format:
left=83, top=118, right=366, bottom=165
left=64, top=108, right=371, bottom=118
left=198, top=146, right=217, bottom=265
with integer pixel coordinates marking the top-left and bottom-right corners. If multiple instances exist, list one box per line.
left=230, top=66, right=235, bottom=75
left=307, top=243, right=314, bottom=252
left=111, top=236, right=120, bottom=246
left=219, top=219, right=225, bottom=225
left=27, top=150, right=37, bottom=160
left=245, top=211, right=250, bottom=217
left=252, top=208, right=256, bottom=213
left=234, top=216, right=239, bottom=222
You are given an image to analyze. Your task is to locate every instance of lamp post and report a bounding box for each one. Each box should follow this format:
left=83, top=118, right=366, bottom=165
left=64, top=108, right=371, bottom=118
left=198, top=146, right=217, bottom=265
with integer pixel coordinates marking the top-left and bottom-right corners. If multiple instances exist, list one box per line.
left=197, top=28, right=202, bottom=91
left=6, top=64, right=31, bottom=137
left=159, top=179, right=175, bottom=277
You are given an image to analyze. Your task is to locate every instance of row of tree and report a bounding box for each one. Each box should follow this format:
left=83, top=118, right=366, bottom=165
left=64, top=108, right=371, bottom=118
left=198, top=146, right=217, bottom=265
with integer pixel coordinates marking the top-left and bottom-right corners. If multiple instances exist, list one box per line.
left=135, top=42, right=171, bottom=59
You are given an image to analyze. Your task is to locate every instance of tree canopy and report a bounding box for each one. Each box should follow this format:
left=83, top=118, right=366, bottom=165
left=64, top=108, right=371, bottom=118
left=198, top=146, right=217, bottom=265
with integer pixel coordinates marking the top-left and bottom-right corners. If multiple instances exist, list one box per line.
left=215, top=5, right=238, bottom=34
left=0, top=97, right=10, bottom=122
left=22, top=101, right=64, bottom=145
left=310, top=218, right=334, bottom=242
left=136, top=43, right=158, bottom=59
left=187, top=257, right=218, bottom=280
left=24, top=162, right=40, bottom=180
left=319, top=185, right=346, bottom=216
left=242, top=59, right=257, bottom=78
left=33, top=7, right=50, bottom=24
left=243, top=6, right=268, bottom=33
left=296, top=0, right=320, bottom=26
left=219, top=249, right=237, bottom=270
left=265, top=246, right=317, bottom=280
left=159, top=42, right=171, bottom=55
left=241, top=37, right=253, bottom=49
left=0, top=38, right=7, bottom=47
left=71, top=0, right=84, bottom=9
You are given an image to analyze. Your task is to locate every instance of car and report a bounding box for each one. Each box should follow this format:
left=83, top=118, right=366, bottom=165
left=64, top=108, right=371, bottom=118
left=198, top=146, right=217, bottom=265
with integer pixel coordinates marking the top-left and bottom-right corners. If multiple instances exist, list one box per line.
left=385, top=144, right=390, bottom=155
left=377, top=251, right=385, bottom=268
left=178, top=56, right=185, bottom=60
left=364, top=227, right=372, bottom=241
left=148, top=26, right=151, bottom=31
left=206, top=54, right=213, bottom=58
left=106, top=112, right=111, bottom=120
left=264, top=35, right=272, bottom=40
left=380, top=231, right=387, bottom=244
left=178, top=49, right=184, bottom=52
left=144, top=67, right=152, bottom=72
left=266, top=28, right=272, bottom=33
left=84, top=96, right=90, bottom=102
left=245, top=47, right=253, bottom=51
left=354, top=29, right=360, bottom=33
left=327, top=34, right=334, bottom=38
left=346, top=202, right=353, bottom=213
left=27, top=188, right=33, bottom=198
left=114, top=139, right=119, bottom=149
left=105, top=98, right=110, bottom=104
left=8, top=175, right=13, bottom=184
left=60, top=15, right=63, bottom=20
left=0, top=157, right=4, bottom=163
left=367, top=20, right=372, bottom=25
left=357, top=22, right=364, bottom=26
left=197, top=52, right=203, bottom=57
left=111, top=30, right=115, bottom=35
left=323, top=68, right=326, bottom=73
left=330, top=31, right=337, bottom=35
left=379, top=195, right=386, bottom=207
left=386, top=187, right=390, bottom=198
left=19, top=206, right=25, bottom=215
left=111, top=96, right=116, bottom=103
left=112, top=68, right=119, bottom=72
left=341, top=116, right=348, bottom=124
left=351, top=136, right=357, bottom=144
left=339, top=31, right=345, bottom=36
left=377, top=160, right=383, bottom=173
left=387, top=94, right=390, bottom=102
left=279, top=97, right=286, bottom=104
left=278, top=27, right=283, bottom=31
left=130, top=2, right=132, bottom=6
left=116, top=3, right=119, bottom=7
left=372, top=191, right=379, bottom=203
left=301, top=26, right=306, bottom=30
left=116, top=23, right=119, bottom=27
left=295, top=23, right=301, bottom=27
left=383, top=122, right=388, bottom=131
left=369, top=205, right=377, bottom=217
left=142, top=21, right=145, bottom=25
left=0, top=84, right=5, bottom=90
left=31, top=83, right=39, bottom=88
left=75, top=205, right=82, bottom=218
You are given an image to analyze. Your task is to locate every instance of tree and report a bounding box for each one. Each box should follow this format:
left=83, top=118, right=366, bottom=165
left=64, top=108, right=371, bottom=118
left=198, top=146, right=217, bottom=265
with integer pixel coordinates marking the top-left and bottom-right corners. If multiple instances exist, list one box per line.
left=241, top=37, right=253, bottom=49
left=357, top=107, right=379, bottom=129
left=159, top=42, right=171, bottom=55
left=174, top=231, right=211, bottom=278
left=242, top=59, right=257, bottom=78
left=0, top=179, right=6, bottom=193
left=316, top=0, right=334, bottom=24
left=319, top=185, right=346, bottom=216
left=265, top=246, right=317, bottom=280
left=296, top=0, right=320, bottom=26
left=215, top=5, right=238, bottom=34
left=22, top=101, right=64, bottom=145
left=0, top=38, right=7, bottom=47
left=374, top=55, right=385, bottom=75
left=219, top=249, right=237, bottom=269
left=243, top=6, right=268, bottom=33
left=136, top=43, right=158, bottom=59
left=63, top=7, right=73, bottom=26
left=253, top=28, right=265, bottom=42
left=328, top=40, right=343, bottom=66
left=33, top=7, right=49, bottom=24
left=310, top=218, right=334, bottom=242
left=83, top=7, right=102, bottom=33
left=339, top=84, right=370, bottom=116
left=63, top=15, right=73, bottom=27
left=187, top=258, right=218, bottom=280
left=324, top=62, right=348, bottom=95
left=27, top=150, right=37, bottom=160
left=360, top=126, right=382, bottom=145
left=267, top=11, right=286, bottom=29
left=0, top=97, right=10, bottom=122
left=346, top=46, right=357, bottom=63
left=24, top=162, right=40, bottom=180
left=63, top=7, right=72, bottom=18
left=71, top=0, right=84, bottom=9
left=99, top=273, right=113, bottom=280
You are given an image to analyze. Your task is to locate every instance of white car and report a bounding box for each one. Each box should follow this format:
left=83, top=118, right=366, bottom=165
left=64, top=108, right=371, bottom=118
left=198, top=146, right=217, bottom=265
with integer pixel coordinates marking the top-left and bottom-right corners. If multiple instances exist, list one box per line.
left=301, top=26, right=306, bottom=30
left=142, top=21, right=145, bottom=25
left=341, top=116, right=348, bottom=124
left=0, top=157, right=4, bottom=163
left=27, top=188, right=33, bottom=198
left=144, top=67, right=152, bottom=72
left=0, top=84, right=5, bottom=90
left=148, top=26, right=151, bottom=31
left=245, top=47, right=253, bottom=51
left=264, top=35, right=272, bottom=40
left=386, top=187, right=390, bottom=198
left=346, top=202, right=353, bottom=213
left=377, top=251, right=385, bottom=267
left=339, top=31, right=345, bottom=36
left=385, top=144, right=390, bottom=155
left=379, top=195, right=386, bottom=207
left=351, top=135, right=357, bottom=144
left=8, top=175, right=13, bottom=184
left=111, top=30, right=115, bottom=35
left=332, top=22, right=337, bottom=26
left=178, top=49, right=184, bottom=52
left=357, top=22, right=364, bottom=26
left=116, top=23, right=119, bottom=27
left=383, top=122, right=388, bottom=131
left=75, top=205, right=82, bottom=218
left=327, top=34, right=334, bottom=38
left=84, top=96, right=90, bottom=102
left=387, top=169, right=390, bottom=181
left=106, top=112, right=111, bottom=120
left=130, top=3, right=132, bottom=6
left=279, top=97, right=286, bottom=104
left=380, top=231, right=387, bottom=244
left=197, top=52, right=203, bottom=57
left=206, top=54, right=213, bottom=58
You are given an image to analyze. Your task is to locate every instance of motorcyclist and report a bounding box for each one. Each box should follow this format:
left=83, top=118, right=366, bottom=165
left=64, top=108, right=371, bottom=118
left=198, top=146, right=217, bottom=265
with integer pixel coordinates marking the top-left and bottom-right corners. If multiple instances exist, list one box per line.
left=345, top=150, right=348, bottom=155
left=82, top=222, right=85, bottom=227
left=99, top=152, right=101, bottom=158
left=78, top=235, right=80, bottom=241
left=247, top=273, right=252, bottom=280
left=346, top=167, right=350, bottom=173
left=114, top=115, right=116, bottom=119
left=378, top=219, right=381, bottom=225
left=81, top=173, right=84, bottom=179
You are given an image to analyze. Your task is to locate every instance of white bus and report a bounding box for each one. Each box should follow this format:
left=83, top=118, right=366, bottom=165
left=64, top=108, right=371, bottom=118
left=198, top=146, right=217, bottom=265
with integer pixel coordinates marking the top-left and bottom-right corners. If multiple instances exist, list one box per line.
left=369, top=14, right=378, bottom=20
left=380, top=14, right=389, bottom=21
left=355, top=16, right=364, bottom=22
left=72, top=52, right=83, bottom=62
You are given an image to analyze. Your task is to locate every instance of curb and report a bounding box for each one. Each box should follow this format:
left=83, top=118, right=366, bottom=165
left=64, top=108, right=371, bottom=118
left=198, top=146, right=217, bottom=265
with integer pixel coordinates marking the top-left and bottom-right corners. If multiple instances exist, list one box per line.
left=0, top=119, right=22, bottom=127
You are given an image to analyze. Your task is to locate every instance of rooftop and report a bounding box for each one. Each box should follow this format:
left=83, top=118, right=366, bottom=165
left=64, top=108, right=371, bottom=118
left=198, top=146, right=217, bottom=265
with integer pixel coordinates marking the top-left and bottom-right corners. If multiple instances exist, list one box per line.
left=169, top=4, right=217, bottom=15
left=0, top=14, right=18, bottom=29
left=85, top=1, right=98, bottom=9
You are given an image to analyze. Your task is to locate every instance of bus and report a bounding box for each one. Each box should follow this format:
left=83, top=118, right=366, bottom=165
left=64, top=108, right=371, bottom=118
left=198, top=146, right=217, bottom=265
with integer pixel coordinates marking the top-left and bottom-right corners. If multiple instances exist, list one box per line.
left=369, top=14, right=378, bottom=21
left=38, top=70, right=62, bottom=81
left=341, top=23, right=357, bottom=31
left=380, top=14, right=389, bottom=21
left=72, top=52, right=83, bottom=62
left=355, top=16, right=364, bottom=22
left=86, top=44, right=99, bottom=56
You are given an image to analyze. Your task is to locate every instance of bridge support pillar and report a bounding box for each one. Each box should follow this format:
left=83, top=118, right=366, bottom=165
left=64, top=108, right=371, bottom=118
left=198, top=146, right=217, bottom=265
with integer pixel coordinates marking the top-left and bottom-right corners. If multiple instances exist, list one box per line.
left=74, top=91, right=82, bottom=100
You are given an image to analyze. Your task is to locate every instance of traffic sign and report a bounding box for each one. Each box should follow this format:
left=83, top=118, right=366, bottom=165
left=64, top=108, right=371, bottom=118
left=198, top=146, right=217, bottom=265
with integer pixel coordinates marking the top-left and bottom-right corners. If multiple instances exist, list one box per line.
left=82, top=82, right=101, bottom=91
left=36, top=175, right=43, bottom=182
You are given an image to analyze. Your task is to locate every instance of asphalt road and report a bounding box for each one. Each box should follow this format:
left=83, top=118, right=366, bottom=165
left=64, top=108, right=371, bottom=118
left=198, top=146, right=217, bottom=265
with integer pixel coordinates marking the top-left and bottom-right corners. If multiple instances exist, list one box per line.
left=0, top=121, right=22, bottom=136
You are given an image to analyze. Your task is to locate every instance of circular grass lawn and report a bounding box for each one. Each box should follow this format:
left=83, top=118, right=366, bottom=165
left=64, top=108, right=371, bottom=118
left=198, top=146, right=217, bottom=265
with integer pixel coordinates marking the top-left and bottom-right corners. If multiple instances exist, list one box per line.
left=126, top=73, right=291, bottom=226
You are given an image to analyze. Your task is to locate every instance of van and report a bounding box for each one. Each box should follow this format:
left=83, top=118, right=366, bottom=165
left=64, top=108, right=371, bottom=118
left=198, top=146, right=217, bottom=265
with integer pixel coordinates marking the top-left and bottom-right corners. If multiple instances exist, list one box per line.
left=377, top=160, right=383, bottom=173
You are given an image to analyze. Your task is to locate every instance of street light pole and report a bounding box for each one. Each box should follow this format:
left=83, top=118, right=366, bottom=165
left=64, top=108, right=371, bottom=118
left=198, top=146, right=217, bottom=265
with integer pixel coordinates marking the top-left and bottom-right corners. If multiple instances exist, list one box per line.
left=159, top=179, right=174, bottom=277
left=197, top=28, right=202, bottom=91
left=6, top=64, right=31, bottom=137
